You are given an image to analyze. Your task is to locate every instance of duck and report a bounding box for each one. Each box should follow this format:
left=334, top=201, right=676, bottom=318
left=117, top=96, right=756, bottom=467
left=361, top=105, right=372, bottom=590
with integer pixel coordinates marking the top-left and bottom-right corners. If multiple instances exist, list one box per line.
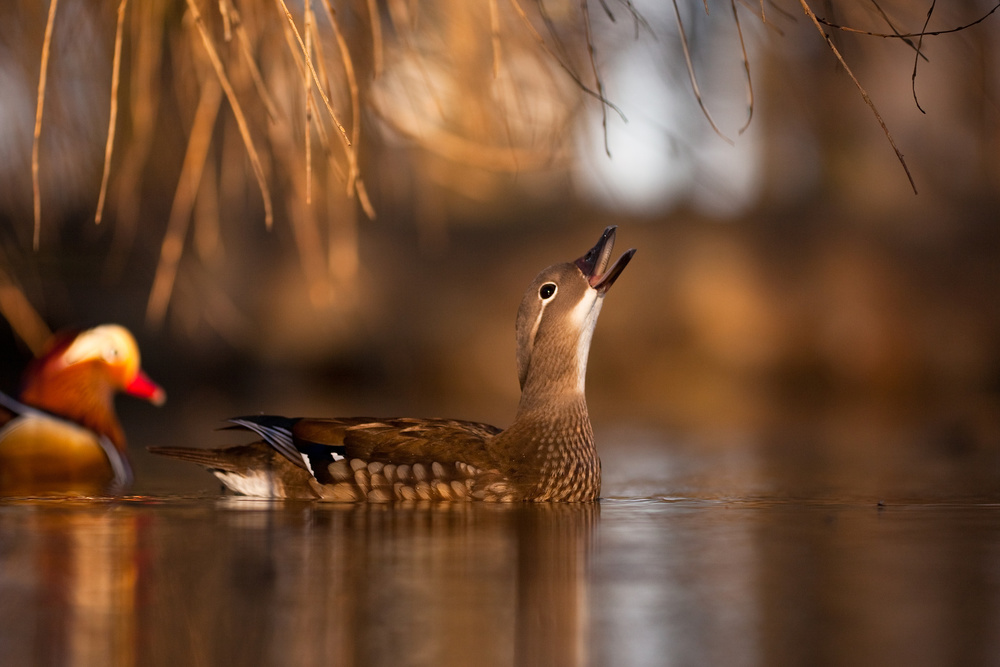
left=150, top=226, right=635, bottom=502
left=0, top=324, right=166, bottom=496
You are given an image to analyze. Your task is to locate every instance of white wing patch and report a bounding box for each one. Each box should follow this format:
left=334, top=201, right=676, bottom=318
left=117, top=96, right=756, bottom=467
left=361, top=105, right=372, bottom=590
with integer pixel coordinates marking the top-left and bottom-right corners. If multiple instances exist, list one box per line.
left=214, top=470, right=279, bottom=497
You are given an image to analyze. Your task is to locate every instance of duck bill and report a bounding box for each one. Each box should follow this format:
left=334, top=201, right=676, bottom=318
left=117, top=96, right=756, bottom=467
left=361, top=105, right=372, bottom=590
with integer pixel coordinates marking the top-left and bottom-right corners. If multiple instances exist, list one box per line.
left=126, top=370, right=167, bottom=406
left=574, top=226, right=637, bottom=294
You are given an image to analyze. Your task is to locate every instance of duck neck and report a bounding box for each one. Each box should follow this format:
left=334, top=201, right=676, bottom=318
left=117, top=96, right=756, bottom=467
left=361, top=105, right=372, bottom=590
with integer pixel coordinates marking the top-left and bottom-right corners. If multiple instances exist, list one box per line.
left=495, top=387, right=599, bottom=501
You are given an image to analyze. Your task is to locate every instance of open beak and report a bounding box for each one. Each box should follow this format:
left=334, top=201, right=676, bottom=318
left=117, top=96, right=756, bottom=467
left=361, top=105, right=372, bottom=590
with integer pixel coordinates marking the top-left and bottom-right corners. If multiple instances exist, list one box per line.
left=574, top=226, right=636, bottom=294
left=126, top=370, right=167, bottom=406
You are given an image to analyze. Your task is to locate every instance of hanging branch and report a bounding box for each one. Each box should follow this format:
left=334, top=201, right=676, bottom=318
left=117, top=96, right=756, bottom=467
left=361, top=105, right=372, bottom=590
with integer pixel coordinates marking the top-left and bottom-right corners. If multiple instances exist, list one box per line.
left=276, top=0, right=351, bottom=148
left=224, top=0, right=281, bottom=123
left=318, top=0, right=362, bottom=199
left=868, top=1, right=929, bottom=61
left=580, top=0, right=611, bottom=156
left=186, top=0, right=274, bottom=228
left=672, top=0, right=734, bottom=145
left=95, top=0, right=129, bottom=226
left=146, top=77, right=223, bottom=328
left=815, top=2, right=1000, bottom=38
left=911, top=0, right=935, bottom=114
left=798, top=0, right=916, bottom=194
left=31, top=0, right=59, bottom=250
left=508, top=0, right=626, bottom=121
left=365, top=0, right=383, bottom=78
left=489, top=0, right=502, bottom=78
left=731, top=0, right=754, bottom=135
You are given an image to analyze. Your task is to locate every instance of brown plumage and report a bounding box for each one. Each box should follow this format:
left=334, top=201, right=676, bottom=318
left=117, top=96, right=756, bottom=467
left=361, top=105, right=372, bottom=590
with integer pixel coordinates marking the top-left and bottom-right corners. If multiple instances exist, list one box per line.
left=151, top=227, right=635, bottom=502
left=0, top=325, right=165, bottom=496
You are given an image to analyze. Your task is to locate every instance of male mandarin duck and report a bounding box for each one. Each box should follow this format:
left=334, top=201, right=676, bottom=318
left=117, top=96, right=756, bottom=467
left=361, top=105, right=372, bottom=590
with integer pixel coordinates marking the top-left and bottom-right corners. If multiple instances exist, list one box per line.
left=151, top=227, right=635, bottom=502
left=0, top=324, right=165, bottom=496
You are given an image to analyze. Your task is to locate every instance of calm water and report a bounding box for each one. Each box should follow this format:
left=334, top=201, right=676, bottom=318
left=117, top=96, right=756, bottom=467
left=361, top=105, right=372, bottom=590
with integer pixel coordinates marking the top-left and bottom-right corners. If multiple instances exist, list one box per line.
left=2, top=426, right=999, bottom=667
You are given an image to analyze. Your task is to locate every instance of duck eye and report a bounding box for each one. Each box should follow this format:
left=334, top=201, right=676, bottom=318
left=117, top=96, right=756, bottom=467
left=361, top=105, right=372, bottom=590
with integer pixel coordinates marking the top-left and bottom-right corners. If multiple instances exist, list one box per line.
left=103, top=346, right=121, bottom=363
left=539, top=283, right=557, bottom=300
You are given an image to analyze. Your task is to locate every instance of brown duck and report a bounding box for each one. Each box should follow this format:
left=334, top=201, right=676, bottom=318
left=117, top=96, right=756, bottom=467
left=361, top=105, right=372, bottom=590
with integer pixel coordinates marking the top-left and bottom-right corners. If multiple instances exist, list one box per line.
left=151, top=227, right=635, bottom=502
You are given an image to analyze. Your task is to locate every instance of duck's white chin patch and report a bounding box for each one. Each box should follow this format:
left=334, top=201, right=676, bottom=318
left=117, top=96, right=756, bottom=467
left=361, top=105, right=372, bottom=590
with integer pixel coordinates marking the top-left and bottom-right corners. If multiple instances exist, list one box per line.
left=570, top=290, right=603, bottom=394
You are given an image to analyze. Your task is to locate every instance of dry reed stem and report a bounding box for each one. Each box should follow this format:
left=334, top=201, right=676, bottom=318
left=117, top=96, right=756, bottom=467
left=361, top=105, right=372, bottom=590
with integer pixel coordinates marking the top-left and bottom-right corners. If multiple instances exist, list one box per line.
left=268, top=114, right=330, bottom=307
left=911, top=0, right=935, bottom=114
left=580, top=0, right=610, bottom=157
left=868, top=1, right=929, bottom=61
left=276, top=0, right=351, bottom=148
left=186, top=0, right=274, bottom=228
left=31, top=0, right=59, bottom=250
left=0, top=266, right=52, bottom=356
left=798, top=0, right=916, bottom=194
left=304, top=0, right=313, bottom=205
left=355, top=177, right=376, bottom=220
left=366, top=0, right=383, bottom=78
left=489, top=0, right=502, bottom=78
left=107, top=0, right=164, bottom=278
left=319, top=0, right=361, bottom=196
left=218, top=0, right=232, bottom=41
left=146, top=77, right=223, bottom=327
left=193, top=148, right=222, bottom=263
left=672, top=0, right=734, bottom=145
left=731, top=0, right=754, bottom=135
left=95, top=0, right=129, bottom=226
left=227, top=2, right=280, bottom=122
left=816, top=2, right=1000, bottom=39
left=508, top=0, right=625, bottom=121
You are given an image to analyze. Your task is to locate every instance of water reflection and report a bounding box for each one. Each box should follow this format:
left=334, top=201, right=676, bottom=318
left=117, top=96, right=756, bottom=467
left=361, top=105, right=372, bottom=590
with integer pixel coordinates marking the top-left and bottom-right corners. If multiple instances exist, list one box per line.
left=0, top=501, right=142, bottom=667
left=1, top=460, right=1000, bottom=666
left=0, top=499, right=596, bottom=667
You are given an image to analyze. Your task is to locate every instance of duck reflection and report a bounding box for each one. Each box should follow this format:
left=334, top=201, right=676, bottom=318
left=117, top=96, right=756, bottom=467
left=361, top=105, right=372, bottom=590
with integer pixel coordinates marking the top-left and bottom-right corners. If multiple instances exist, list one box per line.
left=0, top=501, right=141, bottom=667
left=149, top=500, right=597, bottom=666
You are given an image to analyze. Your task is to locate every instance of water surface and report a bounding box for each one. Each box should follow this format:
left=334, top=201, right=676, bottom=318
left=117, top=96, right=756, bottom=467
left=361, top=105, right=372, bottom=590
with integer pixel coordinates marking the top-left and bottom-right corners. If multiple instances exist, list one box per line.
left=2, top=428, right=999, bottom=666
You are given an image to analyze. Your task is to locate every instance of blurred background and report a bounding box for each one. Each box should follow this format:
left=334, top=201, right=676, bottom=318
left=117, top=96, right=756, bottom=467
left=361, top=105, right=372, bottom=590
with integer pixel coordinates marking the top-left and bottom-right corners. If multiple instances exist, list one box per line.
left=0, top=0, right=998, bottom=493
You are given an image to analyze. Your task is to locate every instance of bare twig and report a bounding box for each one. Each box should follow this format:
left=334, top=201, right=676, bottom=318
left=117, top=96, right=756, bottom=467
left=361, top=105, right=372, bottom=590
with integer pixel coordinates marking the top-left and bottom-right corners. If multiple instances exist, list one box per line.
left=732, top=0, right=754, bottom=135
left=186, top=0, right=274, bottom=228
left=319, top=0, right=361, bottom=196
left=868, top=1, right=929, bottom=61
left=32, top=0, right=59, bottom=250
left=672, top=0, right=734, bottom=145
left=226, top=1, right=280, bottom=122
left=276, top=0, right=352, bottom=147
left=798, top=0, right=917, bottom=193
left=489, top=0, right=502, bottom=79
left=366, top=0, right=383, bottom=78
left=911, top=0, right=935, bottom=114
left=0, top=265, right=51, bottom=356
left=508, top=0, right=626, bottom=121
left=304, top=0, right=313, bottom=205
left=815, top=2, right=1000, bottom=38
left=95, top=0, right=129, bottom=226
left=147, top=77, right=223, bottom=328
left=580, top=0, right=610, bottom=157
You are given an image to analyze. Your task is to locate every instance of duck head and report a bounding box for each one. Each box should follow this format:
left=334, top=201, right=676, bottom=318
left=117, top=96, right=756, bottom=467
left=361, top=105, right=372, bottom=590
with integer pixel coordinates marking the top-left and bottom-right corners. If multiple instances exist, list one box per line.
left=514, top=226, right=635, bottom=400
left=20, top=324, right=165, bottom=448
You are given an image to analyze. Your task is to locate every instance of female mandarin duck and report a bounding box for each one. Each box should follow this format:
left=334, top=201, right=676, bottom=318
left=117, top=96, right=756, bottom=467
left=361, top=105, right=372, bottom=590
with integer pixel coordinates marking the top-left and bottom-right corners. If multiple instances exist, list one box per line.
left=0, top=324, right=165, bottom=496
left=151, top=227, right=635, bottom=502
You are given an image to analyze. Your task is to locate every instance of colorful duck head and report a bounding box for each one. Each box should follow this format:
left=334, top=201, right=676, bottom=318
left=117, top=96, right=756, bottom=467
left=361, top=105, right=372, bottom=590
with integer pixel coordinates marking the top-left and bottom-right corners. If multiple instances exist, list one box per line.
left=19, top=324, right=166, bottom=450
